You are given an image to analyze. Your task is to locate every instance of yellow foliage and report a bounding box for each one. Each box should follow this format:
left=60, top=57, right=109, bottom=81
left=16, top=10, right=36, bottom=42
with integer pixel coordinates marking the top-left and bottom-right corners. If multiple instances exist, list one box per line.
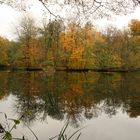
left=0, top=36, right=10, bottom=65
left=132, top=35, right=140, bottom=42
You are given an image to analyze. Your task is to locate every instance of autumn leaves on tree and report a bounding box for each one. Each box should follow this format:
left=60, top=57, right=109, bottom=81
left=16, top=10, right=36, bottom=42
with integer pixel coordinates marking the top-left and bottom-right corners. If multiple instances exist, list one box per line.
left=0, top=17, right=140, bottom=71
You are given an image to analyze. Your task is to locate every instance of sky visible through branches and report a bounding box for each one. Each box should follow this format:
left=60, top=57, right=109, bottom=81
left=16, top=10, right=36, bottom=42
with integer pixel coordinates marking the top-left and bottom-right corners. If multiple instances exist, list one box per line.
left=0, top=0, right=140, bottom=40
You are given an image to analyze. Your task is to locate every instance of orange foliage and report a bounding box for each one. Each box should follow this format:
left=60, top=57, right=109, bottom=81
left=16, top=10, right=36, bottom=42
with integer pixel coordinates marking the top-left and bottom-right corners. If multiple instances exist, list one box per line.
left=129, top=19, right=140, bottom=36
left=59, top=22, right=105, bottom=69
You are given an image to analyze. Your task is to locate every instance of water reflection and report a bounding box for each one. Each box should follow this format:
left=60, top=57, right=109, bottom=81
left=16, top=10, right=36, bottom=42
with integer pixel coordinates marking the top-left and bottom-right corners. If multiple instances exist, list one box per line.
left=0, top=71, right=140, bottom=128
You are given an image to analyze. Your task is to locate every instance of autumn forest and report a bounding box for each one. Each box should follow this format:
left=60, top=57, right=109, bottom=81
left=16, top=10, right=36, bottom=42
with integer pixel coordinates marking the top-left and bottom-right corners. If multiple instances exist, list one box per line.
left=0, top=17, right=140, bottom=71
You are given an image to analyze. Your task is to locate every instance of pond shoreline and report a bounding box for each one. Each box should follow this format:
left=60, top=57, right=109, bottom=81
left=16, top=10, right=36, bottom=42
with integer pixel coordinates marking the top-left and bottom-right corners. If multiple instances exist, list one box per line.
left=57, top=68, right=140, bottom=72
left=0, top=66, right=140, bottom=73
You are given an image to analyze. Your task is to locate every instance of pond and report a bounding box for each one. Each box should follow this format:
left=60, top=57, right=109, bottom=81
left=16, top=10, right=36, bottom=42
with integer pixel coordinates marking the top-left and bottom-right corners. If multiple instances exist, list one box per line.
left=0, top=71, right=140, bottom=140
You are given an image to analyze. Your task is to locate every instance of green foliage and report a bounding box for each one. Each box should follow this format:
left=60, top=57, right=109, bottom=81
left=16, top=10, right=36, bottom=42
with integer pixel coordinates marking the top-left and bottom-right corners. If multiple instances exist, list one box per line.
left=94, top=41, right=120, bottom=69
left=94, top=43, right=110, bottom=68
left=7, top=41, right=23, bottom=67
left=0, top=113, right=22, bottom=140
left=3, top=132, right=12, bottom=140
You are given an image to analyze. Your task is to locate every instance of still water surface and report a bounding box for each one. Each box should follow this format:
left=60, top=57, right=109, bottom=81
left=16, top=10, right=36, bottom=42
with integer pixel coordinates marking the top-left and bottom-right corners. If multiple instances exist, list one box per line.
left=0, top=71, right=140, bottom=140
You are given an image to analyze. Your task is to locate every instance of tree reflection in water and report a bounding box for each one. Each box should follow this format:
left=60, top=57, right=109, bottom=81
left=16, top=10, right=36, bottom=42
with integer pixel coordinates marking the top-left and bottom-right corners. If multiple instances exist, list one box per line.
left=0, top=71, right=140, bottom=128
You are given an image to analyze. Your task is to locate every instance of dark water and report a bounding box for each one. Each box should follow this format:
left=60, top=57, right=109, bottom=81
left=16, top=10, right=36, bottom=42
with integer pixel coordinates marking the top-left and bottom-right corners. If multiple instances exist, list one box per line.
left=0, top=71, right=140, bottom=140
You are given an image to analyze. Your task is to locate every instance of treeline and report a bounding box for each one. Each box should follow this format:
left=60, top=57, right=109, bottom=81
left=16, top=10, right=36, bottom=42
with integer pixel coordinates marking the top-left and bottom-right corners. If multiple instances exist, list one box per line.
left=0, top=16, right=140, bottom=71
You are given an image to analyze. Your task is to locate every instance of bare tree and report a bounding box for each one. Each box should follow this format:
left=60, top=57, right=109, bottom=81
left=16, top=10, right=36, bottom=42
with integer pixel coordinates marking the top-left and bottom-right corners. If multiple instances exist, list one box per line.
left=1, top=0, right=140, bottom=19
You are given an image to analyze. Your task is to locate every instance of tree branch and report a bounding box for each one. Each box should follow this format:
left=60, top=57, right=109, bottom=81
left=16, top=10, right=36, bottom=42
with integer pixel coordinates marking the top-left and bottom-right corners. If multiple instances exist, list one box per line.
left=38, top=0, right=57, bottom=18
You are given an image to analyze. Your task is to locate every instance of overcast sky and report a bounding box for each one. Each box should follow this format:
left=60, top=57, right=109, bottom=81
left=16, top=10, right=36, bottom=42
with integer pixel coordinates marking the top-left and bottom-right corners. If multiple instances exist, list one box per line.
left=0, top=1, right=140, bottom=40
